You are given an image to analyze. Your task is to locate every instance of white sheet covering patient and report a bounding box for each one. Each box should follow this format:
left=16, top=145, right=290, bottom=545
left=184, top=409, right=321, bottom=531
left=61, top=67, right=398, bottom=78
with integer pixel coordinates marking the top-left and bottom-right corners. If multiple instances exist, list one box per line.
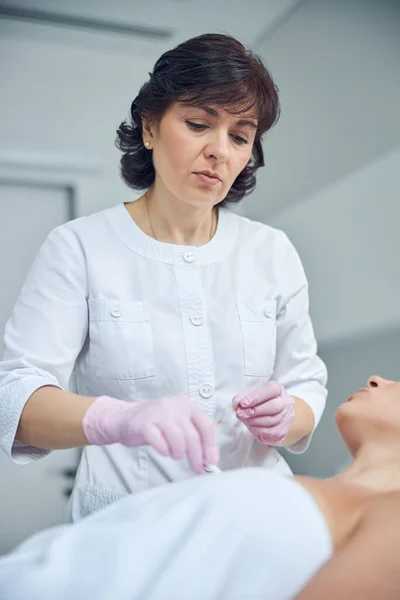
left=0, top=469, right=332, bottom=600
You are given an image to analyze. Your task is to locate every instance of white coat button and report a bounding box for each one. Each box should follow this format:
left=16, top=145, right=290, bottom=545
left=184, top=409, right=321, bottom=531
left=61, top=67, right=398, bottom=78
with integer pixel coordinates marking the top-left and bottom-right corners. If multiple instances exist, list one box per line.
left=110, top=306, right=122, bottom=318
left=190, top=313, right=204, bottom=326
left=199, top=384, right=213, bottom=398
left=183, top=252, right=196, bottom=263
left=264, top=308, right=273, bottom=319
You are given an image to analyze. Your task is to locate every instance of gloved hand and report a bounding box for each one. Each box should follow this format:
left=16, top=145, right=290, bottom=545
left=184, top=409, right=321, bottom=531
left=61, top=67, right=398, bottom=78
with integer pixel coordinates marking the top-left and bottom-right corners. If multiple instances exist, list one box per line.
left=82, top=394, right=219, bottom=475
left=232, top=381, right=295, bottom=446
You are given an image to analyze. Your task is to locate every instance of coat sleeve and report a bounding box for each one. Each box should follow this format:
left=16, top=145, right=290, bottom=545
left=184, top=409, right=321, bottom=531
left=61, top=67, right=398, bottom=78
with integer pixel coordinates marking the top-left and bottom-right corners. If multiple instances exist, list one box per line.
left=272, top=233, right=328, bottom=454
left=0, top=225, right=88, bottom=463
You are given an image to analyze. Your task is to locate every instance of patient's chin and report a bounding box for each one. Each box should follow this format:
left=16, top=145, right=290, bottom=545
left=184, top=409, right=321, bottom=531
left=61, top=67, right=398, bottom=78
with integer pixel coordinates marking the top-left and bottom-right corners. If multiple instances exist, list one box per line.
left=335, top=405, right=355, bottom=441
left=334, top=402, right=349, bottom=422
left=335, top=406, right=365, bottom=457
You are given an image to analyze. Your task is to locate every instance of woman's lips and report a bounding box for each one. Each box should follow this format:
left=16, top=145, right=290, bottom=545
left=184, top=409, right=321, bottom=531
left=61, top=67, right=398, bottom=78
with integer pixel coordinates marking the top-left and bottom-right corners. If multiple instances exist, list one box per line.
left=194, top=172, right=221, bottom=186
left=347, top=388, right=368, bottom=402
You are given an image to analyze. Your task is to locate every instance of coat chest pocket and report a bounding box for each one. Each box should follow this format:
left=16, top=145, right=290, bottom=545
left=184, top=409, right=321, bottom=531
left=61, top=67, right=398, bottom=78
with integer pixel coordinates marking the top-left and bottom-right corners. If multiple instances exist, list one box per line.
left=237, top=299, right=277, bottom=378
left=88, top=298, right=155, bottom=380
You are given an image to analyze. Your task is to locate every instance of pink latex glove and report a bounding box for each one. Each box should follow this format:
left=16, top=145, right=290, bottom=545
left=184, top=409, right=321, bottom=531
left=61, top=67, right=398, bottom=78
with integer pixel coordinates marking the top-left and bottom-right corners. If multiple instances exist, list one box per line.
left=232, top=381, right=295, bottom=446
left=82, top=395, right=219, bottom=475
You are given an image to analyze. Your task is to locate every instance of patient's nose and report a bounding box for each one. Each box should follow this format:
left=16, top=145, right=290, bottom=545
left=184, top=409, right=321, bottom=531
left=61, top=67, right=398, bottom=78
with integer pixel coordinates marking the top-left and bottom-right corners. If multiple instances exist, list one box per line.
left=367, top=375, right=392, bottom=388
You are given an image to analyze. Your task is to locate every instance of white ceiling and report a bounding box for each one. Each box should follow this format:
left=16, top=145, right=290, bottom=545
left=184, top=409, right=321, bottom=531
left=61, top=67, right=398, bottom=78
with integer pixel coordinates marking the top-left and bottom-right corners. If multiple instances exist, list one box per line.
left=0, top=0, right=301, bottom=57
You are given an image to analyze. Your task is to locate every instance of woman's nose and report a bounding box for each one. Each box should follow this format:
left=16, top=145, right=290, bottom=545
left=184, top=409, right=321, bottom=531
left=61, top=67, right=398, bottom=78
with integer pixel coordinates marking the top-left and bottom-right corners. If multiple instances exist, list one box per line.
left=206, top=135, right=230, bottom=163
left=367, top=375, right=393, bottom=388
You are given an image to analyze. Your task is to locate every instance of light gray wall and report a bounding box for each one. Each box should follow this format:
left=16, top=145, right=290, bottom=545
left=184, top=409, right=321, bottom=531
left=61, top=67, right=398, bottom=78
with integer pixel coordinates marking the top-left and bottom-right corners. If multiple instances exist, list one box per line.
left=0, top=31, right=154, bottom=215
left=247, top=0, right=400, bottom=219
left=269, top=149, right=400, bottom=345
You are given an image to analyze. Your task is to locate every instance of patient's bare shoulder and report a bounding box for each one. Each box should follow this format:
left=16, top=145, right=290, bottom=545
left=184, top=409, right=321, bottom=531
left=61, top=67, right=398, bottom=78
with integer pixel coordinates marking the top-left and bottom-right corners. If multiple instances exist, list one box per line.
left=295, top=491, right=400, bottom=600
left=295, top=476, right=365, bottom=550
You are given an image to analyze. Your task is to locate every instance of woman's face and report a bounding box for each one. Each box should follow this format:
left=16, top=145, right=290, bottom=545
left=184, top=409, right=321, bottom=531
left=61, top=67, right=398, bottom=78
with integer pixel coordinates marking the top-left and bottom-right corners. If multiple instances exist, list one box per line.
left=335, top=376, right=400, bottom=455
left=144, top=102, right=258, bottom=208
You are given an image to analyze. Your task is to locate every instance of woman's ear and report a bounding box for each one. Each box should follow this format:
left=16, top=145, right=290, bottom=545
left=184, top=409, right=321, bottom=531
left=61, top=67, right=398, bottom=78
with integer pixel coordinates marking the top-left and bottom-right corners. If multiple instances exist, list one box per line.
left=142, top=114, right=155, bottom=147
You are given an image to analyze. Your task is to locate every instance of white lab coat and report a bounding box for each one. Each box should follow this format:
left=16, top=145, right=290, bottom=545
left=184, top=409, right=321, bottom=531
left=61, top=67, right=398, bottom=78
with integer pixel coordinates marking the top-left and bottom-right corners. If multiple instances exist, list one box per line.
left=0, top=469, right=333, bottom=600
left=0, top=204, right=327, bottom=520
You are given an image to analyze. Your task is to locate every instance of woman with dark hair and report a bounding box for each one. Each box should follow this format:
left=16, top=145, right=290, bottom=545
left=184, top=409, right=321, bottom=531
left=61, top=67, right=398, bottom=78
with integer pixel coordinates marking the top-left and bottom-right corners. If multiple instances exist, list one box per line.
left=0, top=33, right=327, bottom=521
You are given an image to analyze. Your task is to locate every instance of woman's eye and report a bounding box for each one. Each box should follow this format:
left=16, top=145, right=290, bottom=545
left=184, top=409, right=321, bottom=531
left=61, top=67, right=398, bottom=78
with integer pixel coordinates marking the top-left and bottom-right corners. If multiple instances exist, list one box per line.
left=185, top=121, right=248, bottom=145
left=232, top=135, right=248, bottom=145
left=186, top=120, right=207, bottom=130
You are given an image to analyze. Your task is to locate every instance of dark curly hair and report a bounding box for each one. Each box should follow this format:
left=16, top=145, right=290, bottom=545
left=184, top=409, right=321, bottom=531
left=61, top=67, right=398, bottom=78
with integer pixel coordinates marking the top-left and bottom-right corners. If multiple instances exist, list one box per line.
left=116, top=33, right=280, bottom=207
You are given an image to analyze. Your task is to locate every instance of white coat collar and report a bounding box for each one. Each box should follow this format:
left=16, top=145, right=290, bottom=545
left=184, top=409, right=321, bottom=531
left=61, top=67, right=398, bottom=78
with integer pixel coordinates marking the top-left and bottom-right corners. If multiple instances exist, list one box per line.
left=106, top=202, right=237, bottom=266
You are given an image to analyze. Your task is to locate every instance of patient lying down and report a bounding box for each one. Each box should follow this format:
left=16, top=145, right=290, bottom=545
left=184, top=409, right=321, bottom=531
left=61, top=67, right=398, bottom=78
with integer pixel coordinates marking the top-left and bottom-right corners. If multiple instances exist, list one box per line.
left=1, top=375, right=400, bottom=600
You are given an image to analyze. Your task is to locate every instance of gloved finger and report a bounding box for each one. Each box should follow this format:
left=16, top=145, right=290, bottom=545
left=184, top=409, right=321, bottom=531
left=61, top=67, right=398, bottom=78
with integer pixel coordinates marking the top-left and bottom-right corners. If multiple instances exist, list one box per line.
left=236, top=412, right=285, bottom=429
left=141, top=423, right=170, bottom=456
left=232, top=380, right=282, bottom=410
left=249, top=423, right=288, bottom=440
left=184, top=423, right=204, bottom=475
left=236, top=395, right=286, bottom=419
left=162, top=423, right=186, bottom=460
left=255, top=430, right=287, bottom=445
left=191, top=410, right=220, bottom=466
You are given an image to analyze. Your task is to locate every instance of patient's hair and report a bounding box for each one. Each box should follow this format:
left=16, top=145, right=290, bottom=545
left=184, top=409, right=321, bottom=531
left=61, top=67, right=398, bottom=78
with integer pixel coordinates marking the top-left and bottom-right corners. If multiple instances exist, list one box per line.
left=115, top=33, right=280, bottom=207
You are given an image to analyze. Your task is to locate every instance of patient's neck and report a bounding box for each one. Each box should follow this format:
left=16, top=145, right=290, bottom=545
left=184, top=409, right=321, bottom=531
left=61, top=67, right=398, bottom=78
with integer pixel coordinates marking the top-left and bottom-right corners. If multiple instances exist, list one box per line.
left=335, top=441, right=400, bottom=497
